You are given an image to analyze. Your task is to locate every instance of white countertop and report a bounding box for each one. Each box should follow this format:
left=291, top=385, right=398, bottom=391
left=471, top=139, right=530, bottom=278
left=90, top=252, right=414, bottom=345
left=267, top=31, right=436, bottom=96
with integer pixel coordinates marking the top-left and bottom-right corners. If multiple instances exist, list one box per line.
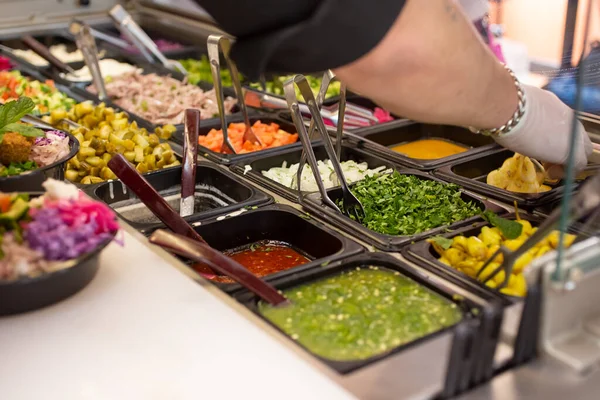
left=0, top=229, right=356, bottom=400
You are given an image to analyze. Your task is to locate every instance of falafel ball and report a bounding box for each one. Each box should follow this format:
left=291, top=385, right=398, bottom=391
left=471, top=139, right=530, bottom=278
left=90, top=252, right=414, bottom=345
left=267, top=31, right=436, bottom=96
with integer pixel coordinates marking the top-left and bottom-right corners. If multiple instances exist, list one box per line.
left=0, top=132, right=34, bottom=165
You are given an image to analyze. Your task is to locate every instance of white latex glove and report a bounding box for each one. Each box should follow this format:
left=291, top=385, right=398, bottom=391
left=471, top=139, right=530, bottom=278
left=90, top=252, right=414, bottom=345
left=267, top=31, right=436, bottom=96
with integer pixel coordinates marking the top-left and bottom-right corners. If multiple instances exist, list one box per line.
left=494, top=84, right=593, bottom=174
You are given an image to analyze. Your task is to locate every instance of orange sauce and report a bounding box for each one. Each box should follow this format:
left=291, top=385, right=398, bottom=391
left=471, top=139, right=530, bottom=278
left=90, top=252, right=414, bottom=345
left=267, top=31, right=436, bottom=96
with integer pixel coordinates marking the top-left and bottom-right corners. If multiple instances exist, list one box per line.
left=390, top=139, right=467, bottom=160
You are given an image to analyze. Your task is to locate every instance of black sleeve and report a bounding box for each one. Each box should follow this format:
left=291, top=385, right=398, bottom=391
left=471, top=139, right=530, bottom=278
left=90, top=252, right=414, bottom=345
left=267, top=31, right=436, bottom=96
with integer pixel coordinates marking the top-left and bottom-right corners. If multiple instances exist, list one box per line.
left=193, top=0, right=406, bottom=79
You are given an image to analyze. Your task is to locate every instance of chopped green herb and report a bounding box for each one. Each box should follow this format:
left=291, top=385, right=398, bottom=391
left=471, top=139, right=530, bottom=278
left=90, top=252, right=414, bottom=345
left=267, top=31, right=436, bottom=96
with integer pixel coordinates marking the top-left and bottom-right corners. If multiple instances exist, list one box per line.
left=338, top=173, right=481, bottom=236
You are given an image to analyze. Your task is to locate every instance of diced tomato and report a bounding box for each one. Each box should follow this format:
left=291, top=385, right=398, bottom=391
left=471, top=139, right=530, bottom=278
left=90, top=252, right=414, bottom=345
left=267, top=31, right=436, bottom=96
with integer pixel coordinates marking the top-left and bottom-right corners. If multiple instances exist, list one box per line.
left=0, top=195, right=11, bottom=213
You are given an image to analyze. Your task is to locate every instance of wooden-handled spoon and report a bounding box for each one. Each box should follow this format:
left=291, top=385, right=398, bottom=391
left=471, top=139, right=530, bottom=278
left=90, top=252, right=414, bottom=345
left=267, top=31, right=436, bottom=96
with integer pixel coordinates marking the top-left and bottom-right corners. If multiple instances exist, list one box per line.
left=21, top=35, right=76, bottom=74
left=150, top=230, right=288, bottom=306
left=107, top=154, right=206, bottom=243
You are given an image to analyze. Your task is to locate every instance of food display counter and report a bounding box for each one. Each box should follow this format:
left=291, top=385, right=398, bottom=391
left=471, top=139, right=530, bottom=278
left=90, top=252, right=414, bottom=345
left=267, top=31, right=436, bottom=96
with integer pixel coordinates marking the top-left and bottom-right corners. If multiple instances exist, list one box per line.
left=1, top=1, right=600, bottom=400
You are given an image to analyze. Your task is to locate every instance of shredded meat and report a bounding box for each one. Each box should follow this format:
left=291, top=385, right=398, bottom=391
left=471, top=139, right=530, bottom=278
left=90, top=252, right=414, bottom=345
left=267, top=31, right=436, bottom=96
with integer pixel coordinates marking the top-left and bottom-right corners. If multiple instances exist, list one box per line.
left=0, top=233, right=49, bottom=280
left=88, top=72, right=237, bottom=125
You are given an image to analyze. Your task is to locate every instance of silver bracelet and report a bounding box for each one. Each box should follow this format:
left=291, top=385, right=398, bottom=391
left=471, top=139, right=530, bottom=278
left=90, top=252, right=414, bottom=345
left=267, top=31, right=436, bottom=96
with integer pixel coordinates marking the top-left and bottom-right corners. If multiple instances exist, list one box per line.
left=469, top=66, right=526, bottom=137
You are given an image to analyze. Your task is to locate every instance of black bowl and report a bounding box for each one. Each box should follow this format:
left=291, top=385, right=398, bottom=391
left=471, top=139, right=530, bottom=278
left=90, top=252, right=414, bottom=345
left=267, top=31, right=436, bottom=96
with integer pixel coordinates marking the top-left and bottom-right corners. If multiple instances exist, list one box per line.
left=0, top=222, right=116, bottom=316
left=0, top=129, right=79, bottom=192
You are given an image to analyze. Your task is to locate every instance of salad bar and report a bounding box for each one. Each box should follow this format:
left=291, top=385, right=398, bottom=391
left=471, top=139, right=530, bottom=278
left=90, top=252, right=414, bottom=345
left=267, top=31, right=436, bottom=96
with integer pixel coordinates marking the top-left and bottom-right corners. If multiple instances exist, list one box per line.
left=0, top=2, right=599, bottom=400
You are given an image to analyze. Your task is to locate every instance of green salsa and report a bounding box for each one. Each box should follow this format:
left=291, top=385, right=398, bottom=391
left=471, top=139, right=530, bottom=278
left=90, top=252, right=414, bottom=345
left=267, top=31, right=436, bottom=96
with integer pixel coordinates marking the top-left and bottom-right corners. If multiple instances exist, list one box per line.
left=259, top=267, right=463, bottom=361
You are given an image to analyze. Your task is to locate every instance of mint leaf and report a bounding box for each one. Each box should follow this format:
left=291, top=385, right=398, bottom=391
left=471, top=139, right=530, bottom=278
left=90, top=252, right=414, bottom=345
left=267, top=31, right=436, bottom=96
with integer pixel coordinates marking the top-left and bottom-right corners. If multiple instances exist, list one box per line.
left=1, top=123, right=44, bottom=137
left=482, top=211, right=523, bottom=240
left=430, top=236, right=453, bottom=250
left=0, top=97, right=36, bottom=128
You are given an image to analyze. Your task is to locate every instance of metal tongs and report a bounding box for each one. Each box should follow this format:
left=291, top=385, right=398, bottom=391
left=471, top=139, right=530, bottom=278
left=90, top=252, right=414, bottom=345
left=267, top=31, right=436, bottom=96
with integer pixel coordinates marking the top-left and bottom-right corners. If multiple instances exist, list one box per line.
left=292, top=70, right=344, bottom=189
left=108, top=4, right=187, bottom=76
left=70, top=20, right=107, bottom=100
left=207, top=34, right=262, bottom=154
left=284, top=75, right=365, bottom=220
left=477, top=172, right=600, bottom=289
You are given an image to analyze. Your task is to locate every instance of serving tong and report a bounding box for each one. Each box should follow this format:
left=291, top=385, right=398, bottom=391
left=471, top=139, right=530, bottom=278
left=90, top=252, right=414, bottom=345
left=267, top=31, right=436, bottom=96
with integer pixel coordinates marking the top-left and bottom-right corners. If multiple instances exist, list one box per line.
left=107, top=153, right=288, bottom=306
left=207, top=34, right=262, bottom=154
left=477, top=172, right=600, bottom=289
left=20, top=114, right=87, bottom=132
left=243, top=86, right=377, bottom=129
left=284, top=75, right=365, bottom=221
left=180, top=109, right=200, bottom=217
left=69, top=20, right=107, bottom=101
left=291, top=70, right=338, bottom=190
left=108, top=5, right=187, bottom=76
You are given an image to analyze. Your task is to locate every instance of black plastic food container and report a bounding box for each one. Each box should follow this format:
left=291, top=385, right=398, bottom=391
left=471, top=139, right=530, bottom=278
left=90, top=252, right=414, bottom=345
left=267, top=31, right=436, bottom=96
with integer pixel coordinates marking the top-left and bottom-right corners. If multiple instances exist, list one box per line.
left=170, top=113, right=305, bottom=165
left=0, top=129, right=79, bottom=192
left=434, top=148, right=567, bottom=209
left=236, top=252, right=481, bottom=399
left=401, top=213, right=580, bottom=374
left=229, top=143, right=399, bottom=202
left=345, top=119, right=499, bottom=170
left=301, top=169, right=503, bottom=251
left=84, top=162, right=271, bottom=234
left=170, top=204, right=364, bottom=294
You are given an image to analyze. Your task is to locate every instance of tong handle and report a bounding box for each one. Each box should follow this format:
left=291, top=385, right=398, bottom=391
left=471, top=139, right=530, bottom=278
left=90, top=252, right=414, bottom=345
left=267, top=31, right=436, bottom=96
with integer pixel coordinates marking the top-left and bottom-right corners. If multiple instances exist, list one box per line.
left=335, top=83, right=347, bottom=161
left=207, top=35, right=236, bottom=154
left=70, top=21, right=107, bottom=100
left=181, top=109, right=200, bottom=200
left=21, top=35, right=74, bottom=74
left=296, top=77, right=352, bottom=193
left=109, top=5, right=169, bottom=68
left=284, top=79, right=340, bottom=212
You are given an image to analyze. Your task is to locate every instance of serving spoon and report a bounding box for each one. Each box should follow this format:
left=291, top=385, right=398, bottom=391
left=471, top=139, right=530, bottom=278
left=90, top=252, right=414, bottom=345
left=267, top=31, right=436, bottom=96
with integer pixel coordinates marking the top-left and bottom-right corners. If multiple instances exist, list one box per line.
left=107, top=154, right=288, bottom=306
left=180, top=109, right=200, bottom=217
left=21, top=35, right=76, bottom=74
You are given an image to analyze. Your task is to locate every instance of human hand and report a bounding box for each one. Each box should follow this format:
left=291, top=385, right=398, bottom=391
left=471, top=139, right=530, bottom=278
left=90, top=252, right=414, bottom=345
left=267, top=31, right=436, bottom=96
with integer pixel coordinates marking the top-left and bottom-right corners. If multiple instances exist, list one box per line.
left=493, top=85, right=593, bottom=173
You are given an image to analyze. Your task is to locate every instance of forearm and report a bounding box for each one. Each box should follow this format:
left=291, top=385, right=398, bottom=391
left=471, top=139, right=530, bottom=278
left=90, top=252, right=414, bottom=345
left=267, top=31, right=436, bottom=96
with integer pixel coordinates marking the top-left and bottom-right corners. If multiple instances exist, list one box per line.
left=334, top=0, right=517, bottom=130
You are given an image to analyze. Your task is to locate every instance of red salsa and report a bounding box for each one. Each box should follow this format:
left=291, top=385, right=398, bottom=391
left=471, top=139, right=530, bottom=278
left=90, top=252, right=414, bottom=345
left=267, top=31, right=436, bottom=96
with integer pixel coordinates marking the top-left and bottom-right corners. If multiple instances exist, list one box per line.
left=193, top=242, right=311, bottom=283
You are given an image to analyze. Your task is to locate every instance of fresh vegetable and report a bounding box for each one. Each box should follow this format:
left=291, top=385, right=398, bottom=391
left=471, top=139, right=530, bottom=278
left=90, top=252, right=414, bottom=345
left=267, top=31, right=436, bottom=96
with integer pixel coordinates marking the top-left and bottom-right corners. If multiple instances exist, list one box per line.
left=0, top=161, right=38, bottom=177
left=0, top=71, right=75, bottom=114
left=431, top=219, right=577, bottom=297
left=259, top=266, right=463, bottom=361
left=179, top=56, right=236, bottom=86
left=43, top=102, right=179, bottom=184
left=487, top=153, right=551, bottom=193
left=261, top=159, right=392, bottom=191
left=0, top=179, right=119, bottom=280
left=199, top=121, right=298, bottom=154
left=338, top=172, right=481, bottom=236
left=248, top=74, right=341, bottom=99
left=0, top=56, right=11, bottom=71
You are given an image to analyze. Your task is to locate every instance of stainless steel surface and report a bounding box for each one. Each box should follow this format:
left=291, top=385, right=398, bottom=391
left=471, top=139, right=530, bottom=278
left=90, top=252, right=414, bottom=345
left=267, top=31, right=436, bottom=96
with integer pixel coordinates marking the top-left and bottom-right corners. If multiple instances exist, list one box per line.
left=20, top=114, right=54, bottom=130
left=206, top=35, right=235, bottom=154
left=180, top=108, right=199, bottom=217
left=89, top=27, right=130, bottom=49
left=109, top=4, right=187, bottom=75
left=70, top=21, right=107, bottom=100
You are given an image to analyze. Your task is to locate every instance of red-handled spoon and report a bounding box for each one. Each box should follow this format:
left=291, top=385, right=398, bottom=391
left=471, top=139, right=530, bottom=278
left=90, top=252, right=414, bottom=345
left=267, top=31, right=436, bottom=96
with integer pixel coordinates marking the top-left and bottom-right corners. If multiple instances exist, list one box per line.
left=150, top=230, right=289, bottom=306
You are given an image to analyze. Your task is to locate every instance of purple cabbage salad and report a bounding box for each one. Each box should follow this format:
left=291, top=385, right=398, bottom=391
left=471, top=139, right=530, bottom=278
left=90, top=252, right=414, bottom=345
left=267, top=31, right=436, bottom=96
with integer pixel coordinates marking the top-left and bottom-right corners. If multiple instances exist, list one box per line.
left=24, top=181, right=119, bottom=261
